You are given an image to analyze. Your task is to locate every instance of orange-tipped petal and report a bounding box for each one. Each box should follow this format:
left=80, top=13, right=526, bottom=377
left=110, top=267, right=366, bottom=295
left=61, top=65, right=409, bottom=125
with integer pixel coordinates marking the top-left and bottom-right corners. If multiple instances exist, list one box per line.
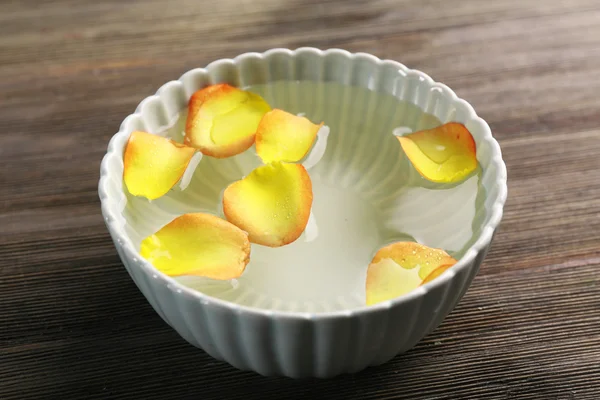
left=123, top=130, right=196, bottom=200
left=255, top=109, right=323, bottom=163
left=366, top=258, right=423, bottom=306
left=421, top=263, right=454, bottom=285
left=140, top=213, right=250, bottom=280
left=398, top=122, right=477, bottom=183
left=184, top=84, right=270, bottom=158
left=222, top=162, right=313, bottom=247
left=371, top=241, right=457, bottom=280
left=366, top=242, right=457, bottom=305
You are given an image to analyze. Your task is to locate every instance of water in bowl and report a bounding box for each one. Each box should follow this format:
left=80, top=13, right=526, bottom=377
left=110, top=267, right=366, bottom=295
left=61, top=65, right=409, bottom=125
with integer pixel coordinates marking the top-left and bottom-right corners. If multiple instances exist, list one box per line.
left=123, top=81, right=485, bottom=313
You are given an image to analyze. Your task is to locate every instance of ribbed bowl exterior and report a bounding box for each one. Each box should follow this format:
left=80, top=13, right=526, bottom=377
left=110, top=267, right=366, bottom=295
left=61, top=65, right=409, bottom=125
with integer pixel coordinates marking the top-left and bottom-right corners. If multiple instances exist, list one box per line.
left=99, top=48, right=507, bottom=378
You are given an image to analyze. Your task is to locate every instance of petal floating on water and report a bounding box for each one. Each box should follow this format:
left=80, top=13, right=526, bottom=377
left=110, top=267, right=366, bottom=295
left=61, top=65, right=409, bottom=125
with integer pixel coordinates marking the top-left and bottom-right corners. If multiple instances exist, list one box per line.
left=123, top=130, right=196, bottom=200
left=185, top=84, right=270, bottom=158
left=140, top=213, right=251, bottom=280
left=255, top=109, right=323, bottom=163
left=366, top=241, right=457, bottom=305
left=223, top=162, right=313, bottom=247
left=398, top=122, right=477, bottom=183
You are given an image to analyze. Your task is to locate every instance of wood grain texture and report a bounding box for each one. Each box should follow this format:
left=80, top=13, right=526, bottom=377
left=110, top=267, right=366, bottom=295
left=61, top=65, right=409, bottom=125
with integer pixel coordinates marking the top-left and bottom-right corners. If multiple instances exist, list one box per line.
left=1, top=0, right=599, bottom=398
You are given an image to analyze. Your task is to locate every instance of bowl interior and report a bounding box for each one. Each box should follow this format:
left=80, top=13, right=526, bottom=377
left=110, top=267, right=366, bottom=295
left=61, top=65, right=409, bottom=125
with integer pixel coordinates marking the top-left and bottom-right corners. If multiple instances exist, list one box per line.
left=105, top=77, right=501, bottom=314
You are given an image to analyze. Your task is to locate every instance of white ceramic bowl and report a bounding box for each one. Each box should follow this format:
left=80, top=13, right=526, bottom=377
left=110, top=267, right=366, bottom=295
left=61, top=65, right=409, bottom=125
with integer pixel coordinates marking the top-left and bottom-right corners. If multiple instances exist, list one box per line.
left=99, top=48, right=507, bottom=378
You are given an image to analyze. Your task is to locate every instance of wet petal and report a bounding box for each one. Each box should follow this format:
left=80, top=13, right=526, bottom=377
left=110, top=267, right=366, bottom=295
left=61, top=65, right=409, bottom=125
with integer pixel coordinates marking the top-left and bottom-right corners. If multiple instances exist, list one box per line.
left=140, top=213, right=251, bottom=280
left=123, top=130, right=196, bottom=200
left=371, top=241, right=457, bottom=280
left=255, top=109, right=323, bottom=163
left=366, top=258, right=422, bottom=306
left=421, top=263, right=454, bottom=285
left=397, top=122, right=477, bottom=183
left=223, top=162, right=313, bottom=247
left=184, top=84, right=270, bottom=158
left=366, top=242, right=457, bottom=305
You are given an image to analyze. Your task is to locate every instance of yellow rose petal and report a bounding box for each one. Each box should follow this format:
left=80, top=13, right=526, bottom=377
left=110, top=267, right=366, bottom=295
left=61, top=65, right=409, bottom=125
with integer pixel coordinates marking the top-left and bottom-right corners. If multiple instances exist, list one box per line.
left=184, top=84, right=270, bottom=158
left=398, top=122, right=477, bottom=183
left=366, top=242, right=457, bottom=305
left=371, top=241, right=457, bottom=280
left=223, top=162, right=313, bottom=247
left=140, top=213, right=251, bottom=280
left=255, top=109, right=323, bottom=163
left=123, top=130, right=196, bottom=200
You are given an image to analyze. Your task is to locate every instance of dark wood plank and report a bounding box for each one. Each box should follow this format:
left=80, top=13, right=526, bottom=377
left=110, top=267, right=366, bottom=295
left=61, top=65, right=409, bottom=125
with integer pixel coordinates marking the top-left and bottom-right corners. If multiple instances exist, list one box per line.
left=1, top=0, right=599, bottom=399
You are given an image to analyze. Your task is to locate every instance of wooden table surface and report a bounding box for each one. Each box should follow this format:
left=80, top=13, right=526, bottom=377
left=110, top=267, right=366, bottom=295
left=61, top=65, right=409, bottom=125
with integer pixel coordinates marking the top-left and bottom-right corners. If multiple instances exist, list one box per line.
left=2, top=0, right=599, bottom=399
